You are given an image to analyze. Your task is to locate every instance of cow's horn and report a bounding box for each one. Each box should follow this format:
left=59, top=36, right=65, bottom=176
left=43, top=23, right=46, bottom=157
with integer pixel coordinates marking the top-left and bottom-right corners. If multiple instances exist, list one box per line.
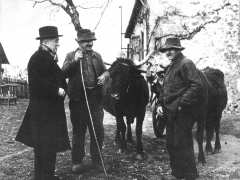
left=134, top=50, right=155, bottom=67
left=104, top=62, right=111, bottom=66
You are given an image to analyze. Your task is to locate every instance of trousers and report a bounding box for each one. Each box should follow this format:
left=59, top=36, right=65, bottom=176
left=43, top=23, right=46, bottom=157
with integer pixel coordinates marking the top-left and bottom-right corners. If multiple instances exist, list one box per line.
left=166, top=108, right=198, bottom=179
left=34, top=146, right=56, bottom=180
left=69, top=91, right=104, bottom=164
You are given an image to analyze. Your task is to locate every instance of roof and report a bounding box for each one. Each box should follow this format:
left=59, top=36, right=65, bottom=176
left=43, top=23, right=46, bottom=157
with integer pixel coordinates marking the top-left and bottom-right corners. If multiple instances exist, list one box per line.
left=0, top=42, right=9, bottom=64
left=125, top=0, right=144, bottom=38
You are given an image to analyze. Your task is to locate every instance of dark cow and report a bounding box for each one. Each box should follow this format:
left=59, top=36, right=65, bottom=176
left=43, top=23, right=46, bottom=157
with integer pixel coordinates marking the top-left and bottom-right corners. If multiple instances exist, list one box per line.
left=203, top=67, right=228, bottom=154
left=148, top=66, right=227, bottom=163
left=103, top=58, right=149, bottom=159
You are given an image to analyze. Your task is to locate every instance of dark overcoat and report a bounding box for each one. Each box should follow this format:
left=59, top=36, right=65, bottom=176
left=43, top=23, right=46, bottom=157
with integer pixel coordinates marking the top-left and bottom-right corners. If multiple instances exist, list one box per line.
left=15, top=47, right=71, bottom=152
left=163, top=53, right=204, bottom=178
left=163, top=53, right=204, bottom=114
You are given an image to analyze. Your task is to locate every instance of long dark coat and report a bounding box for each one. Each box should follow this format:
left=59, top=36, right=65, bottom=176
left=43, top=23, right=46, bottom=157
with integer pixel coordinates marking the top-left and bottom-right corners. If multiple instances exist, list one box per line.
left=163, top=53, right=204, bottom=178
left=15, top=47, right=71, bottom=152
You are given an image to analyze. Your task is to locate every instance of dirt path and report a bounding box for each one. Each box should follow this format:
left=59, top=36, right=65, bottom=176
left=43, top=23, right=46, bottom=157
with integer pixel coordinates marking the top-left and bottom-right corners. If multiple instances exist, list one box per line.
left=1, top=100, right=240, bottom=179
left=97, top=109, right=240, bottom=179
left=196, top=135, right=240, bottom=179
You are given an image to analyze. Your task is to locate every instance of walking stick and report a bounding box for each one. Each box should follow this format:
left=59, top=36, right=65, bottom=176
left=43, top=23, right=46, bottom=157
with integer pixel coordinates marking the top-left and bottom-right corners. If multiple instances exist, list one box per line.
left=79, top=58, right=109, bottom=179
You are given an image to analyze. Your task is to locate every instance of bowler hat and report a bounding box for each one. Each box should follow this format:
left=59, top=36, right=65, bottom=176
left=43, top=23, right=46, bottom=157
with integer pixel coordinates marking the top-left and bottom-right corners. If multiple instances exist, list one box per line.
left=36, top=26, right=63, bottom=40
left=159, top=37, right=184, bottom=52
left=76, top=29, right=96, bottom=42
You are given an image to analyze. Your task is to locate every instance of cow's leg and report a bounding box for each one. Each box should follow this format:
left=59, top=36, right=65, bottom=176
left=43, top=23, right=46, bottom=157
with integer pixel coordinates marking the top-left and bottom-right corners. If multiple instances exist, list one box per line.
left=115, top=116, right=121, bottom=145
left=126, top=116, right=134, bottom=143
left=196, top=117, right=206, bottom=164
left=135, top=109, right=145, bottom=160
left=214, top=112, right=222, bottom=153
left=120, top=119, right=127, bottom=152
left=115, top=115, right=127, bottom=153
left=205, top=114, right=214, bottom=154
left=114, top=129, right=120, bottom=145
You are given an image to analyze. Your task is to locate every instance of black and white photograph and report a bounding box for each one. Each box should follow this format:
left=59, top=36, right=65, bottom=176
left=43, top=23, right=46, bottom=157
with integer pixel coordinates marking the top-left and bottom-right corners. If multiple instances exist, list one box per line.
left=0, top=0, right=239, bottom=179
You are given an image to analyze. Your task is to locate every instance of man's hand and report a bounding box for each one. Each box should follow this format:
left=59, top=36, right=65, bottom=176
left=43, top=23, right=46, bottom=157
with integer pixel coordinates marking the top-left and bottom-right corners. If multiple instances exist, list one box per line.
left=178, top=106, right=182, bottom=111
left=97, top=71, right=110, bottom=86
left=156, top=105, right=163, bottom=117
left=58, top=88, right=66, bottom=97
left=74, top=49, right=83, bottom=61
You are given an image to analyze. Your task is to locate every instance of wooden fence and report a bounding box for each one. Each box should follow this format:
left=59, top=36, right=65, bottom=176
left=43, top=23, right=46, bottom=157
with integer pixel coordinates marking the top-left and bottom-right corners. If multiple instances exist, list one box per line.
left=1, top=78, right=28, bottom=98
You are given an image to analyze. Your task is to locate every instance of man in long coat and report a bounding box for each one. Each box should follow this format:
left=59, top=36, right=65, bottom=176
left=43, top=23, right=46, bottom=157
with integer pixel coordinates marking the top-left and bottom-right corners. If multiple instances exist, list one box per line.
left=15, top=26, right=70, bottom=180
left=160, top=37, right=204, bottom=180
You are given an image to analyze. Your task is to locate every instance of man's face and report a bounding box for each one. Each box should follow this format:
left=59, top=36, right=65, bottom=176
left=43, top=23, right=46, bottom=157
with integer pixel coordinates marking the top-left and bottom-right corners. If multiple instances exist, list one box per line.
left=46, top=38, right=59, bottom=53
left=78, top=40, right=93, bottom=52
left=165, top=49, right=181, bottom=62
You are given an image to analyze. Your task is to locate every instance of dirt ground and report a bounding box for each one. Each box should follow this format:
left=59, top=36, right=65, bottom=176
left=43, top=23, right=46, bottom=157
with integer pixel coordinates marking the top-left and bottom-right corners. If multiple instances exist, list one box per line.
left=0, top=99, right=240, bottom=180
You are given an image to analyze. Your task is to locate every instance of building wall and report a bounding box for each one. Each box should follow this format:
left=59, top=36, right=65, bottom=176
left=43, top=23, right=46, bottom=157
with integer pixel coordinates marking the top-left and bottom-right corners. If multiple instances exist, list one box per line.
left=126, top=0, right=165, bottom=62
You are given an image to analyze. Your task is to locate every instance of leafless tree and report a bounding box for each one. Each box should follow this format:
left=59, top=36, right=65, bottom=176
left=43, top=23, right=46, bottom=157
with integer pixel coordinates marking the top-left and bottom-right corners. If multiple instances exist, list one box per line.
left=145, top=1, right=231, bottom=51
left=30, top=0, right=82, bottom=32
left=29, top=0, right=110, bottom=33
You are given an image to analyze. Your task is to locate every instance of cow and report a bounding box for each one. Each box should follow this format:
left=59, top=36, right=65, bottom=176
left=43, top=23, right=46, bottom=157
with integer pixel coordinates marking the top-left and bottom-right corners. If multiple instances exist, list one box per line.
left=103, top=57, right=149, bottom=159
left=148, top=66, right=227, bottom=164
left=202, top=67, right=228, bottom=154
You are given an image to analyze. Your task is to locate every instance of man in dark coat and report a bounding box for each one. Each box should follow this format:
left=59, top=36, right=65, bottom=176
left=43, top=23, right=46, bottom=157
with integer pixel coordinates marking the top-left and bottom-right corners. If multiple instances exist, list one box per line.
left=160, top=37, right=204, bottom=180
left=62, top=29, right=109, bottom=173
left=15, top=26, right=71, bottom=180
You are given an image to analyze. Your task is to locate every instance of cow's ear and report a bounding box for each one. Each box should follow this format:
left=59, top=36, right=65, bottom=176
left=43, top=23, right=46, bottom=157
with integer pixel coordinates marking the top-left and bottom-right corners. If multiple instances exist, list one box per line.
left=108, top=61, right=120, bottom=77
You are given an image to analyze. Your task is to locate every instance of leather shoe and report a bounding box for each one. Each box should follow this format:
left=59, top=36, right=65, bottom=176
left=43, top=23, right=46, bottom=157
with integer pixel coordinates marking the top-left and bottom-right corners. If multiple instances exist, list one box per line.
left=91, top=163, right=102, bottom=171
left=162, top=175, right=183, bottom=180
left=72, top=163, right=86, bottom=173
left=52, top=175, right=60, bottom=180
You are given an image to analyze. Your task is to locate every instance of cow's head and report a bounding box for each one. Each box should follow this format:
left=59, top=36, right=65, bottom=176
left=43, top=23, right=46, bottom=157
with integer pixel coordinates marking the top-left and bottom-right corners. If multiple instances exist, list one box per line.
left=106, top=50, right=156, bottom=101
left=108, top=58, right=134, bottom=100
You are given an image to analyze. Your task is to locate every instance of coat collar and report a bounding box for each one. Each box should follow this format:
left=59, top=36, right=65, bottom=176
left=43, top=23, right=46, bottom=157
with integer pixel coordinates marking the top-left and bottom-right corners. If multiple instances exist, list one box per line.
left=170, top=52, right=184, bottom=66
left=39, top=45, right=58, bottom=62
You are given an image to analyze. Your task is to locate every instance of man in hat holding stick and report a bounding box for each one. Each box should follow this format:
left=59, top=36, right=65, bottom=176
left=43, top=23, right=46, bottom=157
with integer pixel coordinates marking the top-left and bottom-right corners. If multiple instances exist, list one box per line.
left=62, top=29, right=109, bottom=173
left=160, top=37, right=203, bottom=180
left=16, top=26, right=71, bottom=180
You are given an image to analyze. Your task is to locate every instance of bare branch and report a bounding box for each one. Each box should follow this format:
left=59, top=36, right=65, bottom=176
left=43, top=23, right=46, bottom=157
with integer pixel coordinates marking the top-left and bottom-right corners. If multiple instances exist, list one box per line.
left=147, top=2, right=230, bottom=50
left=76, top=4, right=104, bottom=9
left=28, top=0, right=49, bottom=7
left=147, top=16, right=161, bottom=51
left=209, top=2, right=231, bottom=15
left=158, top=17, right=221, bottom=41
left=167, top=2, right=231, bottom=18
left=152, top=1, right=231, bottom=43
left=195, top=56, right=209, bottom=65
left=93, top=0, right=111, bottom=31
left=179, top=18, right=221, bottom=40
left=65, top=0, right=74, bottom=6
left=30, top=0, right=65, bottom=9
left=29, top=0, right=82, bottom=32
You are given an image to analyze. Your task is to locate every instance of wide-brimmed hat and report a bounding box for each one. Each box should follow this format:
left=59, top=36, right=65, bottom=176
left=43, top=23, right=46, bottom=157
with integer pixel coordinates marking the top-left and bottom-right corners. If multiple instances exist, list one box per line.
left=36, top=26, right=63, bottom=40
left=159, top=37, right=185, bottom=52
left=76, top=29, right=96, bottom=42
